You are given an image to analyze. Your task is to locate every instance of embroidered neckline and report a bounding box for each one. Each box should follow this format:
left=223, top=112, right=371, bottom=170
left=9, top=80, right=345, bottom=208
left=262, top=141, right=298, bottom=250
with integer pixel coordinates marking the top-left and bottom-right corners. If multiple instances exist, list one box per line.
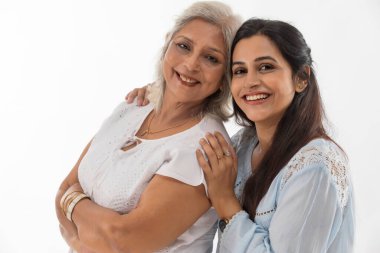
left=280, top=139, right=349, bottom=209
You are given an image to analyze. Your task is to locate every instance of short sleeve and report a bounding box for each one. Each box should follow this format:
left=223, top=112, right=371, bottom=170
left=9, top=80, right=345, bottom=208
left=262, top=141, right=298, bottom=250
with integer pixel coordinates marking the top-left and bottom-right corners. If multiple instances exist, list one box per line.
left=155, top=147, right=207, bottom=192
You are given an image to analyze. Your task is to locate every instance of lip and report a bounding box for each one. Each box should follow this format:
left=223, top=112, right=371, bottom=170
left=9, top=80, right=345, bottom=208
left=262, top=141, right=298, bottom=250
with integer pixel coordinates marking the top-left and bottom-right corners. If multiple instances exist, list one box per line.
left=241, top=91, right=271, bottom=105
left=175, top=71, right=200, bottom=87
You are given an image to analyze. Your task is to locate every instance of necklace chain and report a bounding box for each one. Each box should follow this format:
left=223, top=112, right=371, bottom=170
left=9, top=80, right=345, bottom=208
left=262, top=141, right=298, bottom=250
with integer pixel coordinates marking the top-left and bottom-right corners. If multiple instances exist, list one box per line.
left=139, top=112, right=194, bottom=137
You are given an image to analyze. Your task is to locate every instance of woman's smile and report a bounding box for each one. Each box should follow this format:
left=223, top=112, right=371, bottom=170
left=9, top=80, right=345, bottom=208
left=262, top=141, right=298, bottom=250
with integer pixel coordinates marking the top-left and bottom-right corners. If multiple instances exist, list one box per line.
left=175, top=71, right=201, bottom=87
left=242, top=92, right=271, bottom=105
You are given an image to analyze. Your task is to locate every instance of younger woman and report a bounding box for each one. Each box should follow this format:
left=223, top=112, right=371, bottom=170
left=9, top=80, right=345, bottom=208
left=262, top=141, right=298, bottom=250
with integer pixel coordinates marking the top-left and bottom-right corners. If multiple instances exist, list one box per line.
left=197, top=18, right=355, bottom=253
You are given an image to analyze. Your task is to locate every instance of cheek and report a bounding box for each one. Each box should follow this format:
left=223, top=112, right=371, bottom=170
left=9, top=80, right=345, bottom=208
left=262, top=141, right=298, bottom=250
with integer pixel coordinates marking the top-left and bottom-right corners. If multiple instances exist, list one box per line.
left=230, top=80, right=242, bottom=100
left=164, top=46, right=181, bottom=66
left=277, top=84, right=296, bottom=109
left=283, top=83, right=297, bottom=100
left=162, top=52, right=179, bottom=80
left=205, top=64, right=224, bottom=80
left=275, top=76, right=296, bottom=97
left=202, top=69, right=224, bottom=93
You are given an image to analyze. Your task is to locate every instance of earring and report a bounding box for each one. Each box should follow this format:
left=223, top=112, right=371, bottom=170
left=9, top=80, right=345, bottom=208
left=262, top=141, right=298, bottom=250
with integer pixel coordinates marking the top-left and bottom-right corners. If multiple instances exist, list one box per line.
left=298, top=81, right=307, bottom=90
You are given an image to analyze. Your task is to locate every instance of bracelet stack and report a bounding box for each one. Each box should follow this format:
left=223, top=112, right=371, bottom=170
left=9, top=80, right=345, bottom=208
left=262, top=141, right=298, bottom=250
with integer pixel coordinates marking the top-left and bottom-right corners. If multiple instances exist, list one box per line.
left=60, top=191, right=90, bottom=222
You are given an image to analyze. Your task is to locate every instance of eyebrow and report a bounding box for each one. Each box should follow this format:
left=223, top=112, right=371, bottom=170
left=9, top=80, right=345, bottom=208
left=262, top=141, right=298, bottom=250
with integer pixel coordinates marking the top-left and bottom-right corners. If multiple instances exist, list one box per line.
left=209, top=48, right=226, bottom=59
left=176, top=35, right=226, bottom=59
left=255, top=56, right=277, bottom=62
left=232, top=56, right=278, bottom=67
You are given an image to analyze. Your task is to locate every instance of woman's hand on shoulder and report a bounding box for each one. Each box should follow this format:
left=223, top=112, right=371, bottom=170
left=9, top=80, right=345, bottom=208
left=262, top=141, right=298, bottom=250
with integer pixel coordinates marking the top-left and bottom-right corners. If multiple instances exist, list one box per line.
left=196, top=131, right=242, bottom=219
left=125, top=83, right=151, bottom=106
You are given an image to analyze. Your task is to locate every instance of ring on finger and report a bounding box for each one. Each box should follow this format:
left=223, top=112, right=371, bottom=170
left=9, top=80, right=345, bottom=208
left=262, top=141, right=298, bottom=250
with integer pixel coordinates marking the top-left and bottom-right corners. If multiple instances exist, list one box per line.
left=224, top=150, right=231, bottom=157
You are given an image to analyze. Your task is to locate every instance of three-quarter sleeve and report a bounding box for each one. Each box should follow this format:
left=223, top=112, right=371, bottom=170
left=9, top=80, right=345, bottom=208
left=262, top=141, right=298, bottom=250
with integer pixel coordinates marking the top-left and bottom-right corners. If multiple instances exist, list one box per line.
left=219, top=210, right=272, bottom=252
left=270, top=162, right=345, bottom=252
left=219, top=160, right=349, bottom=253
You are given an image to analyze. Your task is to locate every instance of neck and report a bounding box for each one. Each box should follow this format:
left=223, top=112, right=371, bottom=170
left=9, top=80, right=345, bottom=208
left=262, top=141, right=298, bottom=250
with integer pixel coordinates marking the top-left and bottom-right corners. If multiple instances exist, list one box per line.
left=255, top=119, right=280, bottom=153
left=155, top=95, right=203, bottom=124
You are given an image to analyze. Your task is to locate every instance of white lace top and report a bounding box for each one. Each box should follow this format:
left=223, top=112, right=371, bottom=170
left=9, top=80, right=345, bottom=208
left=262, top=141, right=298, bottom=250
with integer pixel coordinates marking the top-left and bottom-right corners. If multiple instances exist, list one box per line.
left=78, top=101, right=229, bottom=253
left=218, top=128, right=355, bottom=253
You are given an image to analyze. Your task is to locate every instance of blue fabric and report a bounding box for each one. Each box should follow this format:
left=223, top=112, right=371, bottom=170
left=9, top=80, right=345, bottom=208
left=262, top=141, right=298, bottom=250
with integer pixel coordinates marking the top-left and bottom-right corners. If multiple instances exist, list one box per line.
left=217, top=128, right=355, bottom=253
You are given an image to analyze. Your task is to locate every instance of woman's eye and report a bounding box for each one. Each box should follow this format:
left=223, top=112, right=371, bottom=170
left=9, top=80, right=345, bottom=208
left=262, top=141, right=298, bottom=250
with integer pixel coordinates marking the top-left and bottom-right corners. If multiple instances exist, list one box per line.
left=176, top=43, right=190, bottom=51
left=259, top=64, right=274, bottom=72
left=233, top=68, right=246, bottom=76
left=205, top=55, right=219, bottom=64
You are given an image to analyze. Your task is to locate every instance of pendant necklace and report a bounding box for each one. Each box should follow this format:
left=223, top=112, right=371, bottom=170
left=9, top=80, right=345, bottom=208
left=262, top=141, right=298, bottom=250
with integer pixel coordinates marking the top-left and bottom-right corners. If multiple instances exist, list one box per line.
left=139, top=112, right=194, bottom=137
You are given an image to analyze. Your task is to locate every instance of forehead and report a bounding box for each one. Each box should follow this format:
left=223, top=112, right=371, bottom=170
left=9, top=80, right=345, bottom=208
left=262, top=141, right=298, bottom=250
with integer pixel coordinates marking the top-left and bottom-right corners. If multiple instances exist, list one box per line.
left=174, top=19, right=226, bottom=52
left=233, top=35, right=283, bottom=61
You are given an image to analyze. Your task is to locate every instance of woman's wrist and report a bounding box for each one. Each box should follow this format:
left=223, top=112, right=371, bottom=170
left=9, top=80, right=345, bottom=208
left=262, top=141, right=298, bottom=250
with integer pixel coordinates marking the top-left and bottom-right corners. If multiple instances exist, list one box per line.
left=60, top=185, right=90, bottom=222
left=71, top=198, right=91, bottom=225
left=213, top=195, right=242, bottom=220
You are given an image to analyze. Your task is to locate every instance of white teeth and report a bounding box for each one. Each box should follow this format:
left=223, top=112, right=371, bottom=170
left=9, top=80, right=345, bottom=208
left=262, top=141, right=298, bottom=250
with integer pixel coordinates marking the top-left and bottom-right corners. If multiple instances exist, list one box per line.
left=246, top=94, right=269, bottom=101
left=179, top=74, right=198, bottom=84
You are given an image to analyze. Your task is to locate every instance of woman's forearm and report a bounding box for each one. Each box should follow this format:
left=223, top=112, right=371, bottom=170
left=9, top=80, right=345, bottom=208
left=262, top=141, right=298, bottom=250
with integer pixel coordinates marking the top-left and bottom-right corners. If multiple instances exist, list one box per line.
left=72, top=199, right=125, bottom=253
left=57, top=183, right=103, bottom=253
left=55, top=140, right=93, bottom=250
left=70, top=175, right=211, bottom=253
left=55, top=181, right=79, bottom=239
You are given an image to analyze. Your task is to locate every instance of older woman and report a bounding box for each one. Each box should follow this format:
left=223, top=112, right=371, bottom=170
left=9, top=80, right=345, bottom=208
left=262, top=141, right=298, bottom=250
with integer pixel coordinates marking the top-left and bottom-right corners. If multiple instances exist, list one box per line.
left=55, top=2, right=241, bottom=253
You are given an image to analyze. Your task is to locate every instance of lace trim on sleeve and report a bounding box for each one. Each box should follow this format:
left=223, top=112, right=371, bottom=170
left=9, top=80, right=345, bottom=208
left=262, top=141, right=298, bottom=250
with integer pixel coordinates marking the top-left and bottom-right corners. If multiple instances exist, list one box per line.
left=220, top=210, right=248, bottom=242
left=280, top=140, right=349, bottom=209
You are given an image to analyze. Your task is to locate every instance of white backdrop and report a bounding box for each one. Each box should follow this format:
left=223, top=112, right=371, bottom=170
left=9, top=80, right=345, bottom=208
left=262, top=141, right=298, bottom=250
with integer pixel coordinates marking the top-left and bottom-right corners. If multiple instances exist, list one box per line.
left=0, top=0, right=379, bottom=252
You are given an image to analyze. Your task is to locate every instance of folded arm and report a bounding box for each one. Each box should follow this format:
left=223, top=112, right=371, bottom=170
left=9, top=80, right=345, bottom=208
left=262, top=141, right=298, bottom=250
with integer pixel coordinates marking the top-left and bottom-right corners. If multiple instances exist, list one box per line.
left=55, top=141, right=96, bottom=252
left=71, top=174, right=211, bottom=253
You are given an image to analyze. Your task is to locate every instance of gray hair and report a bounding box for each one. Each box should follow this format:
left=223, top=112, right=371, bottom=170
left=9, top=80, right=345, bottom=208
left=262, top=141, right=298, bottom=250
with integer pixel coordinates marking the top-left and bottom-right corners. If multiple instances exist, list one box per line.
left=147, top=1, right=242, bottom=121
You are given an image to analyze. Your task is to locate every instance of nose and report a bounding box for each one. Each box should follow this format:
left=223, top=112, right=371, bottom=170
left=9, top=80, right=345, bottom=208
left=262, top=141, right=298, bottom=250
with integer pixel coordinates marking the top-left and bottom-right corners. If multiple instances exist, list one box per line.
left=184, top=53, right=200, bottom=72
left=244, top=71, right=260, bottom=89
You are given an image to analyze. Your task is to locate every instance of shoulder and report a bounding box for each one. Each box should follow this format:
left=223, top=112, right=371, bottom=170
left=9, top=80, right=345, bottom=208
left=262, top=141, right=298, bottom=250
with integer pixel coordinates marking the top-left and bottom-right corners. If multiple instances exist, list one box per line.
left=100, top=101, right=153, bottom=128
left=109, top=101, right=152, bottom=121
left=231, top=127, right=256, bottom=150
left=280, top=138, right=350, bottom=208
left=197, top=114, right=231, bottom=143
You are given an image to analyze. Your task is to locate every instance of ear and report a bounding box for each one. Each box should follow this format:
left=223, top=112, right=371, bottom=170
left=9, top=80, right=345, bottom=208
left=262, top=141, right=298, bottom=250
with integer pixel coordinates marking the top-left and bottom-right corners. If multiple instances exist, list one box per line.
left=295, top=80, right=308, bottom=93
left=295, top=66, right=310, bottom=93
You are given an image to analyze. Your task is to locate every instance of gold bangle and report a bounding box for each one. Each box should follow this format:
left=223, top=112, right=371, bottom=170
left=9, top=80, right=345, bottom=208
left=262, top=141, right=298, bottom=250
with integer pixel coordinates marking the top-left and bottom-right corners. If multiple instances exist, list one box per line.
left=62, top=191, right=81, bottom=214
left=60, top=191, right=82, bottom=211
left=66, top=193, right=90, bottom=222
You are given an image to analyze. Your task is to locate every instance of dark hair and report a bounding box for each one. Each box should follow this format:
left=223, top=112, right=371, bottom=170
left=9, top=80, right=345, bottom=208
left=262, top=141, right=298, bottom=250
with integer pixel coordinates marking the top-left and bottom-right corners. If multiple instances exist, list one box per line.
left=231, top=18, right=334, bottom=219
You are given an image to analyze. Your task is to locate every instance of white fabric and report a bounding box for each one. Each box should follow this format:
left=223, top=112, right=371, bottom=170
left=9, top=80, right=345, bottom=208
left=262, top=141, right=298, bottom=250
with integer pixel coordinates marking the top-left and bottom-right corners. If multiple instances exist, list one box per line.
left=78, top=101, right=230, bottom=253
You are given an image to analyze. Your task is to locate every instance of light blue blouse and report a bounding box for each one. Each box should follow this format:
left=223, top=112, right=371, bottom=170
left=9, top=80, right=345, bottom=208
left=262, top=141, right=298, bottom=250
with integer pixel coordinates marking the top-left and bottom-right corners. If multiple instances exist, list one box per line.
left=217, top=128, right=355, bottom=253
